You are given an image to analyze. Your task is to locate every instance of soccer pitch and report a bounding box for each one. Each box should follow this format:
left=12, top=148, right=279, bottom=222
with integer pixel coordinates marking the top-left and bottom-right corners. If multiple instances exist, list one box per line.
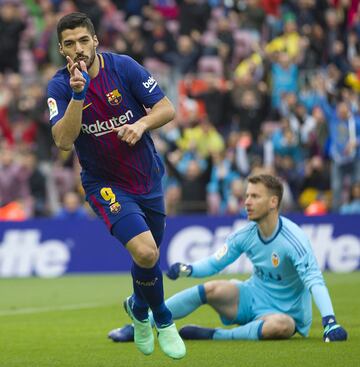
left=1, top=273, right=359, bottom=367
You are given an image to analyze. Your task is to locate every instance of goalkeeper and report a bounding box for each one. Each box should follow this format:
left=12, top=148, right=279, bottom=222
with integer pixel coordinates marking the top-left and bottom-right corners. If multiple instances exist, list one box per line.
left=109, top=174, right=347, bottom=342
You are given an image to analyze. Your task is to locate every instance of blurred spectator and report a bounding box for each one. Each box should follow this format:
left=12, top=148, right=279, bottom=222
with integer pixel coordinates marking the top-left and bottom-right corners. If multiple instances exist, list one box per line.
left=0, top=0, right=26, bottom=73
left=185, top=74, right=231, bottom=132
left=54, top=191, right=90, bottom=219
left=237, top=0, right=266, bottom=37
left=112, top=16, right=146, bottom=63
left=265, top=13, right=303, bottom=62
left=271, top=117, right=302, bottom=163
left=319, top=98, right=360, bottom=210
left=165, top=149, right=212, bottom=213
left=176, top=116, right=225, bottom=158
left=298, top=155, right=330, bottom=210
left=0, top=145, right=31, bottom=210
left=301, top=106, right=329, bottom=157
left=170, top=34, right=202, bottom=74
left=22, top=152, right=48, bottom=217
left=144, top=13, right=176, bottom=64
left=340, top=181, right=360, bottom=214
left=177, top=0, right=211, bottom=36
left=270, top=52, right=299, bottom=113
left=231, top=88, right=268, bottom=140
left=206, top=149, right=240, bottom=214
left=225, top=177, right=247, bottom=216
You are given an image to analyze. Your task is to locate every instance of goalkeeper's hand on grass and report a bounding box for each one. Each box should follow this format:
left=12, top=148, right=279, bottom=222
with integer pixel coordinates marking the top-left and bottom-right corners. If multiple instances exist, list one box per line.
left=322, top=315, right=347, bottom=342
left=166, top=262, right=193, bottom=280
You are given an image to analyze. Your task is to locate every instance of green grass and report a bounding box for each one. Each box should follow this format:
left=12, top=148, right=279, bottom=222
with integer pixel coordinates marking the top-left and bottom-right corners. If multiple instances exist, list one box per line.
left=0, top=273, right=359, bottom=367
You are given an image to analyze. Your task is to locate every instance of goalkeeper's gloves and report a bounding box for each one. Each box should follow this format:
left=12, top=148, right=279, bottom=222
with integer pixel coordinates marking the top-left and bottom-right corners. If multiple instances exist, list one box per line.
left=166, top=262, right=193, bottom=280
left=322, top=315, right=347, bottom=342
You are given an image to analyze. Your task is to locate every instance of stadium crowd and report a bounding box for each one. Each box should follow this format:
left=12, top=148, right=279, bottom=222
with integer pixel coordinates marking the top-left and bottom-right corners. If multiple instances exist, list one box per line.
left=0, top=0, right=360, bottom=219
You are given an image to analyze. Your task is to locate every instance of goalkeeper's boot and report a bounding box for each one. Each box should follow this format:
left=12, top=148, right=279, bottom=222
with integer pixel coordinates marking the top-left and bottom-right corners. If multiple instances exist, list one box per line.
left=179, top=325, right=216, bottom=340
left=124, top=296, right=154, bottom=355
left=156, top=323, right=186, bottom=359
left=108, top=324, right=134, bottom=342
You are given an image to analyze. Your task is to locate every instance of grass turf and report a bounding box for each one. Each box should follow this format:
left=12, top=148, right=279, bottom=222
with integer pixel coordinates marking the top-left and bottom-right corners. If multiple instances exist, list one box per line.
left=0, top=273, right=359, bottom=367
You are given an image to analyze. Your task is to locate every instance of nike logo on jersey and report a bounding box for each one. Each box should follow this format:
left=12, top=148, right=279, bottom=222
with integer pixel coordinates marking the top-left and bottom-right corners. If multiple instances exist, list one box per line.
left=82, top=102, right=93, bottom=110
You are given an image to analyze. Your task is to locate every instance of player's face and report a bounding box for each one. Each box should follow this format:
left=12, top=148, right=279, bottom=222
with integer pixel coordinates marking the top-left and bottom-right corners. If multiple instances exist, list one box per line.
left=245, top=182, right=277, bottom=222
left=59, top=27, right=98, bottom=69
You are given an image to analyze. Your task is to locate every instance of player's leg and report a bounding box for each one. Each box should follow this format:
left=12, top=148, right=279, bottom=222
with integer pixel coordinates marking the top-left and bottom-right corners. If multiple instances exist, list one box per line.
left=112, top=218, right=156, bottom=355
left=138, top=201, right=186, bottom=359
left=180, top=281, right=296, bottom=341
left=110, top=280, right=238, bottom=342
left=184, top=315, right=295, bottom=341
left=115, top=216, right=185, bottom=359
left=179, top=279, right=263, bottom=340
left=108, top=284, right=207, bottom=342
left=204, top=280, right=240, bottom=320
left=86, top=186, right=156, bottom=355
left=258, top=314, right=295, bottom=339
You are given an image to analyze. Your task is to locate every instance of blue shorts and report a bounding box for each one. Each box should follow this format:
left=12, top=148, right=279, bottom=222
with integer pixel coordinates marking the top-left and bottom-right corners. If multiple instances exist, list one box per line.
left=220, top=279, right=312, bottom=337
left=83, top=177, right=165, bottom=246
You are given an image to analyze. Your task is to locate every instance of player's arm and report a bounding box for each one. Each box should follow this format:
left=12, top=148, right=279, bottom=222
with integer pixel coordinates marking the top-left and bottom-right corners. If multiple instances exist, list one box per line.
left=138, top=96, right=175, bottom=131
left=290, top=237, right=348, bottom=342
left=113, top=96, right=175, bottom=147
left=52, top=57, right=90, bottom=151
left=310, top=284, right=347, bottom=342
left=167, top=227, right=250, bottom=280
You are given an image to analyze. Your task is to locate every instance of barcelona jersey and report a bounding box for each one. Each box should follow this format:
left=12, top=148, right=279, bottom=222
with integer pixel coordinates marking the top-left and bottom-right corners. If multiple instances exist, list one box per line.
left=47, top=52, right=166, bottom=195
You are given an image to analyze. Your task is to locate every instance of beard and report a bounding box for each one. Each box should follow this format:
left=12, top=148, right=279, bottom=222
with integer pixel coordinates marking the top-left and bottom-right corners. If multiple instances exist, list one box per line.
left=75, top=49, right=96, bottom=70
left=86, top=49, right=96, bottom=69
left=248, top=208, right=272, bottom=223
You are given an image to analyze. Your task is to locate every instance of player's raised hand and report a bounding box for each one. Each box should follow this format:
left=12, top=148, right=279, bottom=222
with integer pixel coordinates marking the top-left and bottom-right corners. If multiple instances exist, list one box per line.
left=322, top=315, right=348, bottom=342
left=166, top=262, right=193, bottom=280
left=67, top=56, right=90, bottom=99
left=113, top=121, right=147, bottom=147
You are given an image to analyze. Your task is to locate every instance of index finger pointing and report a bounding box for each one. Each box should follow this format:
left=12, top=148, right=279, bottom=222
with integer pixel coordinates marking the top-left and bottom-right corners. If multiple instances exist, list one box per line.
left=66, top=56, right=74, bottom=66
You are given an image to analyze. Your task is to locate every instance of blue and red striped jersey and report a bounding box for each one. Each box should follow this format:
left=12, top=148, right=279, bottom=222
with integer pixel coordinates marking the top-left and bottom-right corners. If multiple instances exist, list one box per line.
left=47, top=52, right=166, bottom=195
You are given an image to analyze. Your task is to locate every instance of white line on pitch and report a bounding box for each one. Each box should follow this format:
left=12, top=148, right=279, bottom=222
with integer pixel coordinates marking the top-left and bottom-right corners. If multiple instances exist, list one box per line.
left=0, top=303, right=105, bottom=316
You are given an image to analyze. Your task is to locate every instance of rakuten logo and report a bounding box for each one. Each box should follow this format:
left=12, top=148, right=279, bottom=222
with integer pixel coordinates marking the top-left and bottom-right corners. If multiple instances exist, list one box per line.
left=167, top=221, right=360, bottom=273
left=142, top=76, right=157, bottom=93
left=82, top=110, right=134, bottom=137
left=0, top=230, right=70, bottom=278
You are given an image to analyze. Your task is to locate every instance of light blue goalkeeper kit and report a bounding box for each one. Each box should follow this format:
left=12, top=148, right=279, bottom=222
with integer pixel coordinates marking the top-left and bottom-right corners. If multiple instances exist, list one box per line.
left=189, top=216, right=334, bottom=336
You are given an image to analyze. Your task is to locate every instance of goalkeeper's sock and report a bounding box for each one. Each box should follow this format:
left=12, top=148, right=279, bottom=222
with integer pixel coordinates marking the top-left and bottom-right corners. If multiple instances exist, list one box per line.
left=213, top=320, right=264, bottom=340
left=148, top=285, right=207, bottom=327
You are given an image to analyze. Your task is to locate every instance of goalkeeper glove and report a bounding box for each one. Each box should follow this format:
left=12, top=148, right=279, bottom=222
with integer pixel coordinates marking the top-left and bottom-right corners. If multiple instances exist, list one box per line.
left=322, top=315, right=347, bottom=342
left=166, top=262, right=193, bottom=280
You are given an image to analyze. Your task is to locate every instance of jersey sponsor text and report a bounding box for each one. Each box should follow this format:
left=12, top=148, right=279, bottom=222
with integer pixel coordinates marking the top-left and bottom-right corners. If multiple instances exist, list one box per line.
left=81, top=110, right=134, bottom=137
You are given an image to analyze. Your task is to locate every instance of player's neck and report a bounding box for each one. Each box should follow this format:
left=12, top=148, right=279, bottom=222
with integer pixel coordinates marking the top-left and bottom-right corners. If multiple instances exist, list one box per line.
left=88, top=53, right=100, bottom=79
left=257, top=212, right=279, bottom=238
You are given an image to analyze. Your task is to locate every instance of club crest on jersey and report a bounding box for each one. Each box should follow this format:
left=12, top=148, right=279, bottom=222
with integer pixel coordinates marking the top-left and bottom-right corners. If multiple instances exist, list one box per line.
left=109, top=202, right=121, bottom=214
left=106, top=89, right=122, bottom=106
left=271, top=252, right=280, bottom=267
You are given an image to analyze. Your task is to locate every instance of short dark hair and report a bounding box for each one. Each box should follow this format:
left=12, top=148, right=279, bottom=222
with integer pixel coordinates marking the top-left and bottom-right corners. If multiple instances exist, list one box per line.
left=57, top=12, right=95, bottom=43
left=247, top=174, right=283, bottom=208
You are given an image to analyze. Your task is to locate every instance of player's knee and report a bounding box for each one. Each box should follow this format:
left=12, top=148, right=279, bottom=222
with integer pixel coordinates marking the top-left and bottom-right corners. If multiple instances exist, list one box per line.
left=263, top=315, right=295, bottom=339
left=133, top=246, right=159, bottom=268
left=204, top=281, right=222, bottom=302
